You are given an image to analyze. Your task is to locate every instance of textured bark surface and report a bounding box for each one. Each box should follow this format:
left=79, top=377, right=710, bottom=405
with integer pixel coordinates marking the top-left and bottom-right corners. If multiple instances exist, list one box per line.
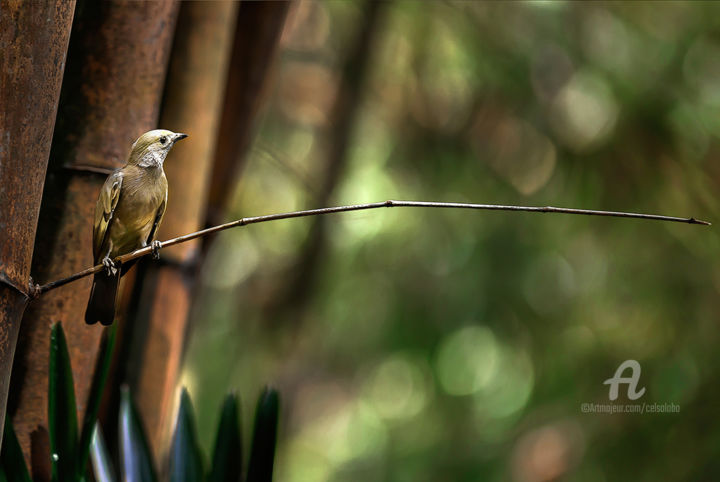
left=8, top=1, right=179, bottom=471
left=125, top=0, right=239, bottom=462
left=0, top=0, right=76, bottom=449
left=205, top=1, right=291, bottom=232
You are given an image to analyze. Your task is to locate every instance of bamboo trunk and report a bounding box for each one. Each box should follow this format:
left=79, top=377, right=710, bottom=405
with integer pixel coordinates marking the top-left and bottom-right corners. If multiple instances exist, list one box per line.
left=126, top=0, right=289, bottom=464
left=204, top=1, right=291, bottom=233
left=123, top=0, right=239, bottom=462
left=8, top=2, right=178, bottom=473
left=266, top=1, right=384, bottom=325
left=0, top=0, right=75, bottom=450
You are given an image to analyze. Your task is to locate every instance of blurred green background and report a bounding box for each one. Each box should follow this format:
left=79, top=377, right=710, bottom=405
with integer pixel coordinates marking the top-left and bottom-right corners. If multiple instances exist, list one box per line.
left=182, top=2, right=719, bottom=481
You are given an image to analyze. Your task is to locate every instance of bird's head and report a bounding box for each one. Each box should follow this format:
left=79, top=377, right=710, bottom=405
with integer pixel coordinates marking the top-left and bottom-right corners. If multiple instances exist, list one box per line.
left=128, top=129, right=188, bottom=168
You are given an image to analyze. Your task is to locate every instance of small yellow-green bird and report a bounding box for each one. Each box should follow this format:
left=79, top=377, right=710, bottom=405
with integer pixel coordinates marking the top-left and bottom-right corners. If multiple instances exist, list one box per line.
left=85, top=129, right=187, bottom=325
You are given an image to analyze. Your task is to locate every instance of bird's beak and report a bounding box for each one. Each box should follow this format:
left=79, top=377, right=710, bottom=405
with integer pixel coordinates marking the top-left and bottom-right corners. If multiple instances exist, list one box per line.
left=173, top=133, right=188, bottom=143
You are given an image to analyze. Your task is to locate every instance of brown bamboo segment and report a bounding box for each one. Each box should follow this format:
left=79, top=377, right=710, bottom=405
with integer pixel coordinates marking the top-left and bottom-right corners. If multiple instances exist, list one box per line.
left=8, top=1, right=179, bottom=470
left=267, top=1, right=384, bottom=324
left=205, top=1, right=291, bottom=233
left=128, top=0, right=239, bottom=461
left=0, top=0, right=76, bottom=450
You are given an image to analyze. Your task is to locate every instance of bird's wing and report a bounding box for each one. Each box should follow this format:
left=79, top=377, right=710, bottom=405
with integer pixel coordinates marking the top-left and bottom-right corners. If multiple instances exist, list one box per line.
left=147, top=191, right=167, bottom=244
left=93, top=170, right=124, bottom=262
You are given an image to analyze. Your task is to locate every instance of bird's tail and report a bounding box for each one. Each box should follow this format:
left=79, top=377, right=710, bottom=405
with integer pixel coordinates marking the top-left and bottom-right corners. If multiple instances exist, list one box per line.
left=85, top=270, right=120, bottom=325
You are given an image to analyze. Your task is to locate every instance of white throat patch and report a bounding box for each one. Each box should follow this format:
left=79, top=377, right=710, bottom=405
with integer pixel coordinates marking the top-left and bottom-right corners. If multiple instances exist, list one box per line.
left=137, top=149, right=167, bottom=168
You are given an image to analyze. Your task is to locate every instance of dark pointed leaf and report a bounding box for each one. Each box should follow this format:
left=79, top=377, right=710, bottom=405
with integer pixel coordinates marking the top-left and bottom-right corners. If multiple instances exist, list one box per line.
left=208, top=393, right=242, bottom=482
left=119, top=387, right=157, bottom=482
left=0, top=416, right=31, bottom=482
left=169, top=388, right=204, bottom=482
left=90, top=423, right=115, bottom=482
left=246, top=387, right=280, bottom=482
left=79, top=323, right=117, bottom=475
left=49, top=322, right=78, bottom=481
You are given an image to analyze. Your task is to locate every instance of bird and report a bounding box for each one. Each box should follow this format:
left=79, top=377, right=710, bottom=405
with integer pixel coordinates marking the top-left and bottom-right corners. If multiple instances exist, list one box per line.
left=84, top=129, right=187, bottom=325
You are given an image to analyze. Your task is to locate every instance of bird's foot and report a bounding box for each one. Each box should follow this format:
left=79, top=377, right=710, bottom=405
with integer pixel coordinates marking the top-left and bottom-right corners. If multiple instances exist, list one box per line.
left=102, top=257, right=118, bottom=276
left=151, top=240, right=163, bottom=260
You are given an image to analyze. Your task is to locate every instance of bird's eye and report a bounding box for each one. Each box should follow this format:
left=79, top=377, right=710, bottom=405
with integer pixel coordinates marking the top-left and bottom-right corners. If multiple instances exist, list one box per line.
left=159, top=136, right=167, bottom=145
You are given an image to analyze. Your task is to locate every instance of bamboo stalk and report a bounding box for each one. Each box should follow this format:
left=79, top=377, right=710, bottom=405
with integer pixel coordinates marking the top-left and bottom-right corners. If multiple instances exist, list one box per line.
left=9, top=1, right=179, bottom=468
left=204, top=1, right=291, bottom=233
left=0, top=0, right=76, bottom=453
left=125, top=0, right=240, bottom=464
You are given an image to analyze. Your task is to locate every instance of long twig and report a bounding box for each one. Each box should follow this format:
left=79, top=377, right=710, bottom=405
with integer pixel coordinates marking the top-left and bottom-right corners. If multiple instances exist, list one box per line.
left=28, top=199, right=710, bottom=298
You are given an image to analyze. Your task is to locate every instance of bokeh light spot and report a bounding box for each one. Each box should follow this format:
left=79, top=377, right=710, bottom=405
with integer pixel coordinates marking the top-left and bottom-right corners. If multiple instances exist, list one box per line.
left=202, top=230, right=260, bottom=288
left=435, top=325, right=498, bottom=396
left=550, top=70, right=619, bottom=152
left=582, top=9, right=631, bottom=76
left=277, top=441, right=332, bottom=482
left=474, top=345, right=534, bottom=419
left=683, top=36, right=720, bottom=107
left=512, top=421, right=585, bottom=482
left=363, top=353, right=429, bottom=420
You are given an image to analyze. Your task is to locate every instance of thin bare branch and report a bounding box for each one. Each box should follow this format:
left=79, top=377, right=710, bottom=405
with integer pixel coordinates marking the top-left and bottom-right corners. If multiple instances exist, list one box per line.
left=29, top=199, right=710, bottom=298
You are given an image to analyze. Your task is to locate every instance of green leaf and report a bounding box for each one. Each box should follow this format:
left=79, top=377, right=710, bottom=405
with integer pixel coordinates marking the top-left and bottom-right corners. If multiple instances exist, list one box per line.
left=119, top=387, right=157, bottom=482
left=208, top=393, right=242, bottom=482
left=78, top=323, right=117, bottom=475
left=0, top=416, right=31, bottom=482
left=49, top=322, right=79, bottom=482
left=246, top=387, right=280, bottom=482
left=89, top=423, right=115, bottom=482
left=169, top=388, right=204, bottom=482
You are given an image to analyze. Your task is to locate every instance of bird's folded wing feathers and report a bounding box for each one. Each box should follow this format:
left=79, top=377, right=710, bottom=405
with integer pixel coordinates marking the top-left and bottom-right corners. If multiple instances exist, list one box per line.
left=147, top=194, right=167, bottom=245
left=93, top=170, right=123, bottom=262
